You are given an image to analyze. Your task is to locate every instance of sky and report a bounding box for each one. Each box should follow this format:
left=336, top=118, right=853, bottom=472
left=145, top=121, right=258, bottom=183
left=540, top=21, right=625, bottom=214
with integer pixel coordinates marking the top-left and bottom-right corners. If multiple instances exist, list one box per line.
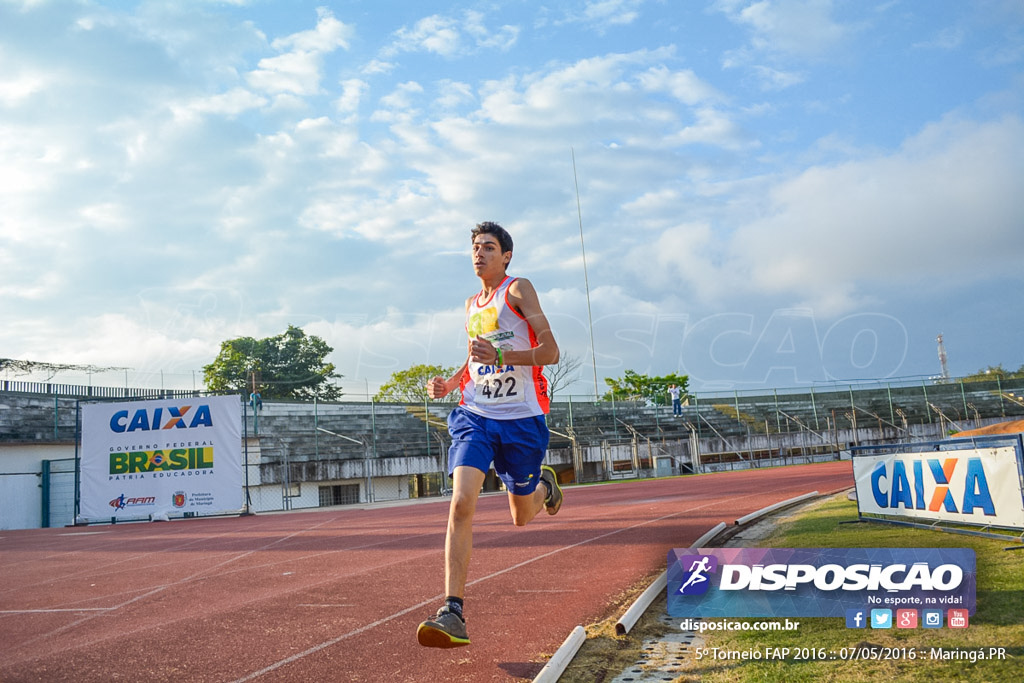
left=1, top=0, right=1023, bottom=399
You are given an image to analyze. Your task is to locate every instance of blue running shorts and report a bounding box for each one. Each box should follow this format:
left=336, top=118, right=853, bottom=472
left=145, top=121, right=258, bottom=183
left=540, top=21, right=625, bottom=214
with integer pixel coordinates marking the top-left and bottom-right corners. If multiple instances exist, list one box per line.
left=446, top=406, right=550, bottom=496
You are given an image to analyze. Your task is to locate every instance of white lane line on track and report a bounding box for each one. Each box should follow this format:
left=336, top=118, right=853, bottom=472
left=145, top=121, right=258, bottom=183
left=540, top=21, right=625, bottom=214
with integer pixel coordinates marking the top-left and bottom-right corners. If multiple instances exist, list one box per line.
left=230, top=498, right=726, bottom=683
left=0, top=608, right=111, bottom=614
left=4, top=514, right=354, bottom=658
left=297, top=604, right=355, bottom=608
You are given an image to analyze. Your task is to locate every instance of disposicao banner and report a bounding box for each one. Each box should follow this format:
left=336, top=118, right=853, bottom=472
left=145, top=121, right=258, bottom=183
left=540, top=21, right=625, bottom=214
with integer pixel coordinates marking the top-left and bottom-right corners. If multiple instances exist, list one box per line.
left=79, top=395, right=243, bottom=521
left=667, top=547, right=976, bottom=619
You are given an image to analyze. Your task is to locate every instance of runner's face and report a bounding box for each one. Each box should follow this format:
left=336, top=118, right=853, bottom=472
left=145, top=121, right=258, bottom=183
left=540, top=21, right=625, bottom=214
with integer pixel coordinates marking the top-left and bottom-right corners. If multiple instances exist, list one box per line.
left=472, top=235, right=509, bottom=276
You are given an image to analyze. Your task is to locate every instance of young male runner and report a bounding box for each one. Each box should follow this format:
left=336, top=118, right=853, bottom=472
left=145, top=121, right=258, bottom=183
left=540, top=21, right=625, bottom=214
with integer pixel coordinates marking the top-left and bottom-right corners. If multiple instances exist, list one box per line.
left=416, top=221, right=563, bottom=648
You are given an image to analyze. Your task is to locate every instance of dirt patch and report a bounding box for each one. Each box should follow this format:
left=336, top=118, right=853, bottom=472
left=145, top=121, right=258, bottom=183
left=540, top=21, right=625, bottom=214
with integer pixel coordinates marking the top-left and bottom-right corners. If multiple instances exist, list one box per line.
left=556, top=592, right=692, bottom=683
left=951, top=419, right=1024, bottom=437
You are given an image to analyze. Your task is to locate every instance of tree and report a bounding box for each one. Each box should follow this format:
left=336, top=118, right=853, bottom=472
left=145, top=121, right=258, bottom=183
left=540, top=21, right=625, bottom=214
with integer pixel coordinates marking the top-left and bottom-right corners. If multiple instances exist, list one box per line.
left=375, top=364, right=459, bottom=403
left=602, top=369, right=690, bottom=405
left=203, top=325, right=342, bottom=400
left=962, top=364, right=1024, bottom=382
left=544, top=352, right=583, bottom=401
left=0, top=358, right=127, bottom=380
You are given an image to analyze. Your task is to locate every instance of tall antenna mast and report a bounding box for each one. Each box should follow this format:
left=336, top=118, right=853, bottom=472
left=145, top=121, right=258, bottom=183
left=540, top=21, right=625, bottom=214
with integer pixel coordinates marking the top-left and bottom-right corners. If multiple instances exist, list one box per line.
left=936, top=333, right=950, bottom=381
left=572, top=147, right=600, bottom=399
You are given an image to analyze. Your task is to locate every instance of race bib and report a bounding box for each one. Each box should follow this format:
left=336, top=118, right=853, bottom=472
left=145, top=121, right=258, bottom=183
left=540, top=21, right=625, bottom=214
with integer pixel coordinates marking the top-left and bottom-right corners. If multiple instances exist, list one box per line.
left=473, top=364, right=527, bottom=405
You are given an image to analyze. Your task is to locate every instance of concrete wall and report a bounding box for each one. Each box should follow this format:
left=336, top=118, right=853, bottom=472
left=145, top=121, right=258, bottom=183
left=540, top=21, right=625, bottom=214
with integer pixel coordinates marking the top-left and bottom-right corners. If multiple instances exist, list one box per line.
left=0, top=443, right=75, bottom=530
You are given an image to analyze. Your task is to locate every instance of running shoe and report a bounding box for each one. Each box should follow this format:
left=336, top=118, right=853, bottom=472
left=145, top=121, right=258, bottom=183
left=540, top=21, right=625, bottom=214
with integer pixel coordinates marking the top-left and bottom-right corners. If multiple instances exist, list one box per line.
left=540, top=465, right=563, bottom=515
left=417, top=606, right=470, bottom=648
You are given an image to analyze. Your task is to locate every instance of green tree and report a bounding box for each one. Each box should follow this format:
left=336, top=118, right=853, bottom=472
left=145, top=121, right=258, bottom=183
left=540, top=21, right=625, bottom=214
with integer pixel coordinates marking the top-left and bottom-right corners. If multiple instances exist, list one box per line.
left=375, top=363, right=459, bottom=403
left=203, top=325, right=342, bottom=400
left=602, top=369, right=689, bottom=405
left=962, top=364, right=1024, bottom=382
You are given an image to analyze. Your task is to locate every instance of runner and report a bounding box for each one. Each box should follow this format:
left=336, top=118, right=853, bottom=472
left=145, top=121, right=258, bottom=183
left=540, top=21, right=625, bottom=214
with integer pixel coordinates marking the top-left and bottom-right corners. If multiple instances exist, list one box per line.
left=417, top=221, right=563, bottom=648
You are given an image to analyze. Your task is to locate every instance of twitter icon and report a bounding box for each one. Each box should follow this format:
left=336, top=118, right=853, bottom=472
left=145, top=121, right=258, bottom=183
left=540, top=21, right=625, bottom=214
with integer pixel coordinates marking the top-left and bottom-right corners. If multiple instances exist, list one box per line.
left=871, top=609, right=892, bottom=629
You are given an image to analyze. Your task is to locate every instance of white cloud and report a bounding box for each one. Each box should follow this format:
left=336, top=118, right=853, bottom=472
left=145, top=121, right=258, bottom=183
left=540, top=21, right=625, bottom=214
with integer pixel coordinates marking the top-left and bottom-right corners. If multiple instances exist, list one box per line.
left=393, top=15, right=461, bottom=56
left=913, top=26, right=964, bottom=51
left=246, top=8, right=352, bottom=96
left=555, top=0, right=645, bottom=33
left=172, top=87, right=267, bottom=119
left=433, top=80, right=475, bottom=110
left=637, top=65, right=722, bottom=105
left=378, top=81, right=425, bottom=112
left=463, top=10, right=519, bottom=51
left=722, top=114, right=1024, bottom=313
left=247, top=50, right=325, bottom=96
left=725, top=0, right=850, bottom=58
left=271, top=7, right=352, bottom=53
left=750, top=64, right=804, bottom=90
left=0, top=70, right=48, bottom=105
left=79, top=202, right=129, bottom=233
left=335, top=78, right=368, bottom=114
left=387, top=10, right=520, bottom=57
left=582, top=0, right=642, bottom=27
left=1, top=1, right=1021, bottom=391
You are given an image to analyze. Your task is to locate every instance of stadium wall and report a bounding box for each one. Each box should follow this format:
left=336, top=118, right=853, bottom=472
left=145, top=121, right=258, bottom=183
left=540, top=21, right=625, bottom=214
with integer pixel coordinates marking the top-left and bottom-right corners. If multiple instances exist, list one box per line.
left=4, top=380, right=1023, bottom=529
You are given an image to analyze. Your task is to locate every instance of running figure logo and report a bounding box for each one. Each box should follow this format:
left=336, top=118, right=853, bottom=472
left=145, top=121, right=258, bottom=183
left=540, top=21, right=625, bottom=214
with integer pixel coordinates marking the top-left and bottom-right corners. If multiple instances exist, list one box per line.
left=676, top=554, right=718, bottom=595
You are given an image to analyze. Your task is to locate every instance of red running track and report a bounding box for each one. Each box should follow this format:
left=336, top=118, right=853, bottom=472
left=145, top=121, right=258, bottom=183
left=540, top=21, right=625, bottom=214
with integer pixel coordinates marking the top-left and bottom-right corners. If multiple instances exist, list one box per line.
left=0, top=461, right=852, bottom=682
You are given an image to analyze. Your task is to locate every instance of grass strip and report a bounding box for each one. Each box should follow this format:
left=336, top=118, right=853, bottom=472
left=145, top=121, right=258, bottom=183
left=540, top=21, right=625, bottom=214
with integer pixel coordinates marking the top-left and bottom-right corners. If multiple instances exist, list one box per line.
left=558, top=493, right=1023, bottom=682
left=685, top=494, right=1024, bottom=682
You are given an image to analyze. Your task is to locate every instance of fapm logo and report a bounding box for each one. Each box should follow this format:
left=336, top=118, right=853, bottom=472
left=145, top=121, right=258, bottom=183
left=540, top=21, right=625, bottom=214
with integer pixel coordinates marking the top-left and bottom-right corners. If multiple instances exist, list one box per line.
left=110, top=405, right=213, bottom=433
left=109, top=448, right=214, bottom=474
left=870, top=457, right=995, bottom=516
left=109, top=494, right=156, bottom=510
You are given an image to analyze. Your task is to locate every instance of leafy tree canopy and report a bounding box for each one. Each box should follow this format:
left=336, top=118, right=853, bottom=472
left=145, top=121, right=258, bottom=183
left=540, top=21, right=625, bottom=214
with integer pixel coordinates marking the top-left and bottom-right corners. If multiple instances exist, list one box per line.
left=375, top=363, right=459, bottom=403
left=602, top=369, right=690, bottom=405
left=962, top=364, right=1024, bottom=382
left=203, top=325, right=342, bottom=400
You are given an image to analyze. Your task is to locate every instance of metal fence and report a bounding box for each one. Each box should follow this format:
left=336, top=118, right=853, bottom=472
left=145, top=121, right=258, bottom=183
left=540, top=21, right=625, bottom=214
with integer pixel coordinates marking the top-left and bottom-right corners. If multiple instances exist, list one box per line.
left=3, top=375, right=1024, bottom=528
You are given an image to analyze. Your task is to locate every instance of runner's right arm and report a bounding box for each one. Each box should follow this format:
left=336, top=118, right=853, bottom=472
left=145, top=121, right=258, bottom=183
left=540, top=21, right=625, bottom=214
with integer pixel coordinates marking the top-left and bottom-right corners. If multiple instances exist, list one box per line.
left=427, top=359, right=468, bottom=399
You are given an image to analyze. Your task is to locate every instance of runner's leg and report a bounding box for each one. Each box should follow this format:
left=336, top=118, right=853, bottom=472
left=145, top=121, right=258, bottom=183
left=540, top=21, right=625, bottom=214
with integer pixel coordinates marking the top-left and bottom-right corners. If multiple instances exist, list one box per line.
left=446, top=465, right=487, bottom=598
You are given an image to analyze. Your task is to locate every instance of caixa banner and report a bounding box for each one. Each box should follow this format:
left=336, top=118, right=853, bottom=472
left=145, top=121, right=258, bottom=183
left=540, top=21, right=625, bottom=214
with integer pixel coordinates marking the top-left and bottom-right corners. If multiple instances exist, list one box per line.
left=852, top=436, right=1024, bottom=530
left=79, top=395, right=243, bottom=521
left=667, top=548, right=975, bottom=618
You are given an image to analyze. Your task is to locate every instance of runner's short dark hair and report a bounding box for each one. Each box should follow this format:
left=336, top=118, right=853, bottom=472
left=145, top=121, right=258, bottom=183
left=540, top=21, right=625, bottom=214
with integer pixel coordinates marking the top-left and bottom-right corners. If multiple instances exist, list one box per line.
left=472, top=221, right=513, bottom=254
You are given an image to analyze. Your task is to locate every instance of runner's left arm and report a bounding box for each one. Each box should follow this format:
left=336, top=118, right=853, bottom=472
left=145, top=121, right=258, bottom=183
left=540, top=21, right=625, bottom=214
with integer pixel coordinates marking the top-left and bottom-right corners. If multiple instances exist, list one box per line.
left=484, top=277, right=558, bottom=367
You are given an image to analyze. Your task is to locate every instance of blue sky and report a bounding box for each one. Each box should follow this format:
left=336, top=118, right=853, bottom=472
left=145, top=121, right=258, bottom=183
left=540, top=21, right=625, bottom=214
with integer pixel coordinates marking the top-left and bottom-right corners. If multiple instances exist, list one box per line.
left=1, top=0, right=1022, bottom=397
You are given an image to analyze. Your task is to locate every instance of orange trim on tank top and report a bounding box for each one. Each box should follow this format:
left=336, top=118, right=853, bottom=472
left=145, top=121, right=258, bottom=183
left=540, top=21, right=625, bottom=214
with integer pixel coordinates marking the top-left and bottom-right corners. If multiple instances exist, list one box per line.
left=474, top=276, right=512, bottom=308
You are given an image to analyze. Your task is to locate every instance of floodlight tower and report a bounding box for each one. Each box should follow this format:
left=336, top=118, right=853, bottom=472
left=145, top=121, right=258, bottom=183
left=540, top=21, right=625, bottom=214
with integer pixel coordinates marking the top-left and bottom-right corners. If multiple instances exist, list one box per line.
left=936, top=333, right=950, bottom=381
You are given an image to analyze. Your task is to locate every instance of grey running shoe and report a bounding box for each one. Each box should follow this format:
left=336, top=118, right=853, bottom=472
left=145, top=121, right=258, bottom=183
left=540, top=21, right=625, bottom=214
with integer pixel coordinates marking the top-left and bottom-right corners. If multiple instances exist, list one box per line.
left=540, top=465, right=562, bottom=515
left=417, top=606, right=470, bottom=648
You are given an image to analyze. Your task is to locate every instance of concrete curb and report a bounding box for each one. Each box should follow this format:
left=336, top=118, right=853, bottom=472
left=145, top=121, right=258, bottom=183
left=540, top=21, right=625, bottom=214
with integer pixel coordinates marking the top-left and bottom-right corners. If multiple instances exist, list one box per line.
left=532, top=625, right=587, bottom=683
left=615, top=522, right=729, bottom=636
left=734, top=490, right=819, bottom=526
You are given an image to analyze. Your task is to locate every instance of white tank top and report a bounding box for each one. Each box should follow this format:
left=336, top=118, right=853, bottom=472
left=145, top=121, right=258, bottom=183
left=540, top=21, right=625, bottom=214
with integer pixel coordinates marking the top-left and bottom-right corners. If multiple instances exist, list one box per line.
left=459, top=276, right=550, bottom=419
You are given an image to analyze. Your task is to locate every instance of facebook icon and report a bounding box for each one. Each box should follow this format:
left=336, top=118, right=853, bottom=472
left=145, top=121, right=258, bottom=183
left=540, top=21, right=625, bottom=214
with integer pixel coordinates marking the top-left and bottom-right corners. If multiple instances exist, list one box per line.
left=845, top=609, right=867, bottom=629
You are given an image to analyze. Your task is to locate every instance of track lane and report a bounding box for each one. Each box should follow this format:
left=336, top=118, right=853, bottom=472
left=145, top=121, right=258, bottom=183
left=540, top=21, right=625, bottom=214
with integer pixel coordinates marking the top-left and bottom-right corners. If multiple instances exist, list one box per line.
left=0, top=461, right=852, bottom=682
